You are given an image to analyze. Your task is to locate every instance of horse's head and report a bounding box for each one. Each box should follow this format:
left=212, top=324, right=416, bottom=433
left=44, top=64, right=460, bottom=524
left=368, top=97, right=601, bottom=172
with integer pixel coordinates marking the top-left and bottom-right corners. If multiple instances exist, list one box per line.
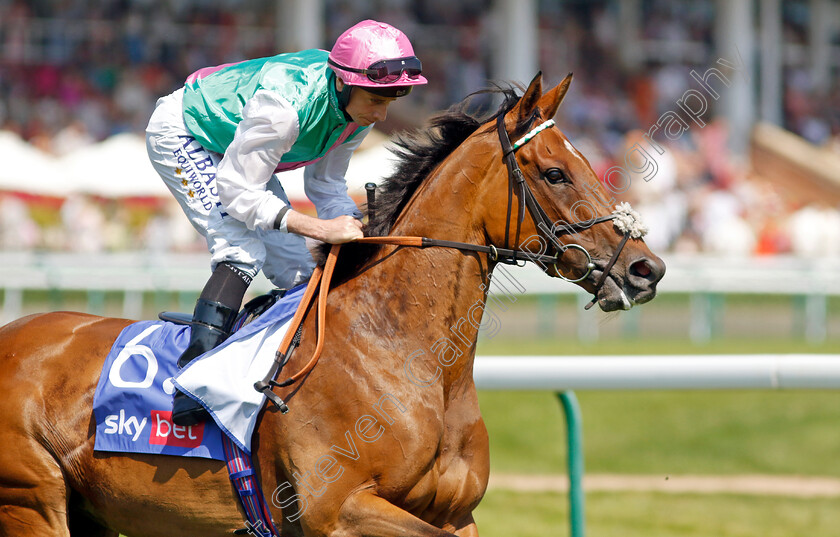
left=483, top=72, right=665, bottom=311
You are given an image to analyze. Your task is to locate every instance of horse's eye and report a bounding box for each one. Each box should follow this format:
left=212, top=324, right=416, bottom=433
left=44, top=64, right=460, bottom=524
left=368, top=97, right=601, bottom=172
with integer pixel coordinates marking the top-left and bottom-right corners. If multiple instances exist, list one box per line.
left=544, top=168, right=569, bottom=185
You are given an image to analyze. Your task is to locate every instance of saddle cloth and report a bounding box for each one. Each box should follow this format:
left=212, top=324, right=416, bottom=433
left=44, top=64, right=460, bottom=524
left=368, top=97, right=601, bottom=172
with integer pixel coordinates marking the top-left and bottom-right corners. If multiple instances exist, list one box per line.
left=93, top=284, right=305, bottom=458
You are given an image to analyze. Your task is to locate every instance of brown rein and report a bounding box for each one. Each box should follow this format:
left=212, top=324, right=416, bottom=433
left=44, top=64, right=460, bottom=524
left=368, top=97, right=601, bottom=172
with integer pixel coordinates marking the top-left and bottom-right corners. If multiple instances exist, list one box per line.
left=253, top=244, right=336, bottom=413
left=254, top=233, right=559, bottom=412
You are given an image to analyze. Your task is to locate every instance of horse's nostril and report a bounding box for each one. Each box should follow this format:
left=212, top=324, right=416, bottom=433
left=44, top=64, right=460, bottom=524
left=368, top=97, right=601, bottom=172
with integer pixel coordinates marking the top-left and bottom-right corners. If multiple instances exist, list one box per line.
left=630, top=259, right=652, bottom=279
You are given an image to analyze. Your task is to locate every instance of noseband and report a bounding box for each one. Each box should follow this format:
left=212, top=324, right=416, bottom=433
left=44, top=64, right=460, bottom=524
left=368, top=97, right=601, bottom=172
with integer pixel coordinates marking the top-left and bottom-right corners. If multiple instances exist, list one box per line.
left=495, top=114, right=646, bottom=309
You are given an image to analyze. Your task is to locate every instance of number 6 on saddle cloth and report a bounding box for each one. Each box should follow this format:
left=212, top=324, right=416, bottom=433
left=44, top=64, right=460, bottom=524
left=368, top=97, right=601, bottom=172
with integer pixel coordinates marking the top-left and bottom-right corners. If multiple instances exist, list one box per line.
left=91, top=288, right=305, bottom=537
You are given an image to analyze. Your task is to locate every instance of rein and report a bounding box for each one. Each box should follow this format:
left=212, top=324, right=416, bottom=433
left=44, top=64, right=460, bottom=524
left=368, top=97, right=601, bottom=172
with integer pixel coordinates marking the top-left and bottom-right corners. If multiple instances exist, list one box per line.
left=255, top=113, right=647, bottom=405
left=253, top=236, right=553, bottom=411
left=254, top=245, right=339, bottom=413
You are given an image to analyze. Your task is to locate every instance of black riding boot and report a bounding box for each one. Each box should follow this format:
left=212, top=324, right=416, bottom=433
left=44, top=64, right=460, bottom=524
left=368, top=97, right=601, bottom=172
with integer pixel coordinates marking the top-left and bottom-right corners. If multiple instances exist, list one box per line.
left=172, top=298, right=237, bottom=426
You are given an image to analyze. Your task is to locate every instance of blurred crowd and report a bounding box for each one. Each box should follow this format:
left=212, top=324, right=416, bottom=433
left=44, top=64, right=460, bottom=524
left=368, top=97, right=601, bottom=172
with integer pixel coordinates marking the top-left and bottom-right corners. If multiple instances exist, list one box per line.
left=1, top=0, right=839, bottom=257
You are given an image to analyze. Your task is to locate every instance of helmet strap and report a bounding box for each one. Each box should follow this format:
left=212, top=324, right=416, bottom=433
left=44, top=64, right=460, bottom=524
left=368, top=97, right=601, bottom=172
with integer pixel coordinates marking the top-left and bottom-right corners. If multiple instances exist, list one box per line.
left=336, top=82, right=354, bottom=121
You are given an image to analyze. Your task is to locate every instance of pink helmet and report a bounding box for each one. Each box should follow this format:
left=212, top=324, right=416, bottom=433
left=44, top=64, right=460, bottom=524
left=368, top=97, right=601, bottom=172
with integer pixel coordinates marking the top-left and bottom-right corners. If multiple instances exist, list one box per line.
left=328, top=20, right=427, bottom=95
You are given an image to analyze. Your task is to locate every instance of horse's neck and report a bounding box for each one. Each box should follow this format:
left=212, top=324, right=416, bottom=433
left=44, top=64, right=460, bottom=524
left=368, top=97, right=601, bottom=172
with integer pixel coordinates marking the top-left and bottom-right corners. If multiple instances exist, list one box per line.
left=354, top=150, right=492, bottom=388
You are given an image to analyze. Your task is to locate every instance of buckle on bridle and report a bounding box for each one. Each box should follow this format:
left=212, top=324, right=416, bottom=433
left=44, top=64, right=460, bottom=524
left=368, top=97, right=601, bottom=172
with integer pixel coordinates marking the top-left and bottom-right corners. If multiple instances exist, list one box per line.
left=492, top=244, right=527, bottom=267
left=498, top=255, right=527, bottom=267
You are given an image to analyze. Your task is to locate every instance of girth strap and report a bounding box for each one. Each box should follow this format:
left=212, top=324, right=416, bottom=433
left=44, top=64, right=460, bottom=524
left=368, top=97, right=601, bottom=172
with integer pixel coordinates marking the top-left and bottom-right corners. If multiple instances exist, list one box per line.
left=223, top=435, right=278, bottom=537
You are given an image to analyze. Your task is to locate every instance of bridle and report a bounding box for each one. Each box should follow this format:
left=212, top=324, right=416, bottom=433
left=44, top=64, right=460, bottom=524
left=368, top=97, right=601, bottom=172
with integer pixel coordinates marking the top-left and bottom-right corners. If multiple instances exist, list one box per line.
left=255, top=107, right=649, bottom=408
left=495, top=113, right=638, bottom=308
left=357, top=113, right=641, bottom=293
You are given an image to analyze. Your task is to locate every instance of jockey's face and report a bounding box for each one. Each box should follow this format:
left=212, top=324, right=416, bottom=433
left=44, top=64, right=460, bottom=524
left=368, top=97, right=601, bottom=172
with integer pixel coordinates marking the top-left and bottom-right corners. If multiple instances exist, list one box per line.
left=337, top=79, right=398, bottom=126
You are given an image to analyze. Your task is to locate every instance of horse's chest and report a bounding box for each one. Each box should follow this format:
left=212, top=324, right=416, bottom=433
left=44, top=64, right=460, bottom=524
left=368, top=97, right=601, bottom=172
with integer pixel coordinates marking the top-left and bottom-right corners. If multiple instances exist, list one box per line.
left=398, top=404, right=489, bottom=517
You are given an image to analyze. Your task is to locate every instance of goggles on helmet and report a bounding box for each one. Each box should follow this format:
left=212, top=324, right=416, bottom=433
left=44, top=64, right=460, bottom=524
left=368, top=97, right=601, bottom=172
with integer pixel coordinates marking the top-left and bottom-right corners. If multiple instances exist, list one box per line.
left=328, top=56, right=423, bottom=84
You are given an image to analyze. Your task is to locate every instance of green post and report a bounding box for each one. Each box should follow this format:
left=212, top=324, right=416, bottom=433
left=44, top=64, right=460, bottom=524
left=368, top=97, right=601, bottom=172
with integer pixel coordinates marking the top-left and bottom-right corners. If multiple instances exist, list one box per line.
left=621, top=305, right=641, bottom=339
left=689, top=292, right=711, bottom=344
left=557, top=391, right=585, bottom=537
left=179, top=291, right=196, bottom=313
left=154, top=290, right=170, bottom=318
left=792, top=294, right=806, bottom=338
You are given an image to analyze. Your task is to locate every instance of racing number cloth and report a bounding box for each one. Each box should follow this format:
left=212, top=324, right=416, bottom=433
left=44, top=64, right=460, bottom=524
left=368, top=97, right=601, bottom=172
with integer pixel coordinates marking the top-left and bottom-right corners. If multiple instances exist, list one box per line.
left=92, top=320, right=226, bottom=460
left=93, top=283, right=305, bottom=457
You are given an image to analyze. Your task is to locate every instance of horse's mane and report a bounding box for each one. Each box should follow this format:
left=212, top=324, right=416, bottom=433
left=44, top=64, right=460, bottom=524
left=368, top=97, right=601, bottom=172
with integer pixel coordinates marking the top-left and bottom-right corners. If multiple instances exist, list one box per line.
left=322, top=85, right=530, bottom=282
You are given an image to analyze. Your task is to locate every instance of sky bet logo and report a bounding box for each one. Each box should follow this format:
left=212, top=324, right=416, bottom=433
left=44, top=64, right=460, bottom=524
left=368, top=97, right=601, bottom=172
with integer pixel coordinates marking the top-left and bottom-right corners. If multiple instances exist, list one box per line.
left=103, top=409, right=148, bottom=442
left=102, top=409, right=204, bottom=448
left=149, top=410, right=205, bottom=448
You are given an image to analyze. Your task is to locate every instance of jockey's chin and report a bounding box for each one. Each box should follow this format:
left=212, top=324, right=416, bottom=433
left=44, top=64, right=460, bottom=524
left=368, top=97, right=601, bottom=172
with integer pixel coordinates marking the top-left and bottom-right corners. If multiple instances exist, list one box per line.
left=353, top=117, right=377, bottom=127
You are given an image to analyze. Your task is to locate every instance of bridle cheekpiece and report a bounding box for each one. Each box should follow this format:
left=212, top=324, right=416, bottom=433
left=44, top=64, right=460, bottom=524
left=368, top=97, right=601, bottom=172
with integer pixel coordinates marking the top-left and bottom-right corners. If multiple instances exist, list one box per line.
left=495, top=113, right=647, bottom=308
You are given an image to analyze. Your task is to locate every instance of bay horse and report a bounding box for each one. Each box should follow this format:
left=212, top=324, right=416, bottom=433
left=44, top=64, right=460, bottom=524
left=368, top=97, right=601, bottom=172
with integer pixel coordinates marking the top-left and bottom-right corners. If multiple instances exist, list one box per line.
left=0, top=73, right=664, bottom=537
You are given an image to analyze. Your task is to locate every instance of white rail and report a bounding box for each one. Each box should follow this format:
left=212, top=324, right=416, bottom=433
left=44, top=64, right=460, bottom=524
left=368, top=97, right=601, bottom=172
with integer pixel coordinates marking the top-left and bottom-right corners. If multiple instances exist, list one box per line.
left=1, top=253, right=837, bottom=343
left=1, top=252, right=839, bottom=295
left=473, top=355, right=840, bottom=390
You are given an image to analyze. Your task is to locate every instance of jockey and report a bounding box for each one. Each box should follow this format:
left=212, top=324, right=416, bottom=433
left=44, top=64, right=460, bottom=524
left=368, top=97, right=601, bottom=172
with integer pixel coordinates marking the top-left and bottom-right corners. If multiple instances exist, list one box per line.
left=145, top=20, right=426, bottom=425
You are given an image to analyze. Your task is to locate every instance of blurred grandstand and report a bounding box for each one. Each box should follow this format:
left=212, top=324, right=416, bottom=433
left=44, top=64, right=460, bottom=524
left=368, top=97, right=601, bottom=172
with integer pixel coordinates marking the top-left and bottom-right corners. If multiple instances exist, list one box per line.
left=0, top=0, right=838, bottom=258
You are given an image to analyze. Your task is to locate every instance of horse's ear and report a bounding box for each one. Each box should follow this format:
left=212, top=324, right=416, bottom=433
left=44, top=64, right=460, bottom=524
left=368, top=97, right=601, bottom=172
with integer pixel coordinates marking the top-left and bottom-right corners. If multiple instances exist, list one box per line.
left=539, top=72, right=573, bottom=119
left=515, top=71, right=543, bottom=123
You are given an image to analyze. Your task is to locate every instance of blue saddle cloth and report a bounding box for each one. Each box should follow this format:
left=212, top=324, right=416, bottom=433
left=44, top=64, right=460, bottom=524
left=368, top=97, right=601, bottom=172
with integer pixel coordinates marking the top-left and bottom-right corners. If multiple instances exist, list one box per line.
left=93, top=284, right=305, bottom=461
left=92, top=319, right=227, bottom=460
left=92, top=287, right=306, bottom=537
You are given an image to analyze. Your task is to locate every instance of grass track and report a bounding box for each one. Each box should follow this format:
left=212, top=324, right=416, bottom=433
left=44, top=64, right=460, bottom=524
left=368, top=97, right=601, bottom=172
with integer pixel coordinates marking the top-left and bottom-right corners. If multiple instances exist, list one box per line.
left=112, top=336, right=837, bottom=535
left=477, top=389, right=840, bottom=476
left=473, top=489, right=840, bottom=537
left=477, top=336, right=840, bottom=355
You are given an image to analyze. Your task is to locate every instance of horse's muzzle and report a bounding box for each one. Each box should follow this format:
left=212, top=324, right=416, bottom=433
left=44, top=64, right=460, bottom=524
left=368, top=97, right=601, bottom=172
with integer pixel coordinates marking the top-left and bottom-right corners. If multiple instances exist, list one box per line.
left=624, top=255, right=666, bottom=305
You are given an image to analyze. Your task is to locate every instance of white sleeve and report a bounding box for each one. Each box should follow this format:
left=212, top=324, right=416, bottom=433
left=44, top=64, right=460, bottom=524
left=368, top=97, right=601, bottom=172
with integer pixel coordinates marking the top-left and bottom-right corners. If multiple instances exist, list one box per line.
left=303, top=127, right=369, bottom=221
left=216, top=90, right=299, bottom=231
